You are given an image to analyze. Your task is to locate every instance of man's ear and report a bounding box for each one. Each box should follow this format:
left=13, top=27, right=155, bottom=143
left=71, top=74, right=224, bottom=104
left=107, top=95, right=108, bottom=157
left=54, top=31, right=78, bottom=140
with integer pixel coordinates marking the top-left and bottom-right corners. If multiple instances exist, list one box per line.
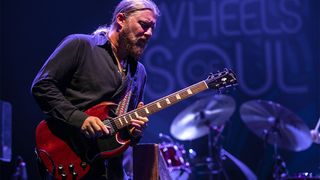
left=116, top=13, right=126, bottom=30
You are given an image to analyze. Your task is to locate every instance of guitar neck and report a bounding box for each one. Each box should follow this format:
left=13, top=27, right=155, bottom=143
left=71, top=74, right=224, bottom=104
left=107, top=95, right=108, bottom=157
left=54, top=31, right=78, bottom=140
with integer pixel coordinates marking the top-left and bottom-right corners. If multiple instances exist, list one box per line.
left=112, top=81, right=209, bottom=130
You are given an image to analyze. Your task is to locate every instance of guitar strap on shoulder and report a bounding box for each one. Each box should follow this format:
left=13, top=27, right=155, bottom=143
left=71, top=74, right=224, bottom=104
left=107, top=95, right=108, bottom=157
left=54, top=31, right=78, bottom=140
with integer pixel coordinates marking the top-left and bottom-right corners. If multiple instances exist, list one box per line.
left=115, top=63, right=133, bottom=116
left=116, top=84, right=132, bottom=116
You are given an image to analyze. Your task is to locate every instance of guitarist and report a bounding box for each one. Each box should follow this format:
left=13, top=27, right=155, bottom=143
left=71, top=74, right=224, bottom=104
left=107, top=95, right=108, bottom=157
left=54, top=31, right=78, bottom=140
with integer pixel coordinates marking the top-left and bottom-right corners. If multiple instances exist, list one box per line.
left=31, top=0, right=160, bottom=179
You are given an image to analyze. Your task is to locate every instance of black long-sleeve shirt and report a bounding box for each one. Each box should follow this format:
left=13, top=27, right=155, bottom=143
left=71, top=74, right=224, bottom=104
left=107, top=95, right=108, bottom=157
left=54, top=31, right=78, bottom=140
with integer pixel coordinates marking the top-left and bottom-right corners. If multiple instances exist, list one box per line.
left=31, top=34, right=147, bottom=129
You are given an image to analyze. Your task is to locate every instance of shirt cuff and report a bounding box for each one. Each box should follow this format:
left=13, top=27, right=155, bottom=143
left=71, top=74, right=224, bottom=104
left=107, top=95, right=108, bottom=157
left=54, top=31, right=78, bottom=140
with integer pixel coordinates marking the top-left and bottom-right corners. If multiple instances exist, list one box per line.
left=68, top=110, right=89, bottom=128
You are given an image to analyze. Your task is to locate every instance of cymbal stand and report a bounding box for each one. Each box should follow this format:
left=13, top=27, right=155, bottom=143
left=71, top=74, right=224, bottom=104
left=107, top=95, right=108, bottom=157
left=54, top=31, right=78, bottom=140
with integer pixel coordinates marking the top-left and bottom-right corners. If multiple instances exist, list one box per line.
left=264, top=117, right=288, bottom=180
left=208, top=124, right=229, bottom=180
left=196, top=109, right=227, bottom=179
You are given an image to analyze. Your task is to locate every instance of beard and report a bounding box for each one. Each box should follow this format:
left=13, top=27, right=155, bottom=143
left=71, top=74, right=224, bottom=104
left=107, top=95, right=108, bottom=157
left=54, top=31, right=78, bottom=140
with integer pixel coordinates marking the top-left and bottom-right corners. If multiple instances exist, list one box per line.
left=119, top=28, right=147, bottom=61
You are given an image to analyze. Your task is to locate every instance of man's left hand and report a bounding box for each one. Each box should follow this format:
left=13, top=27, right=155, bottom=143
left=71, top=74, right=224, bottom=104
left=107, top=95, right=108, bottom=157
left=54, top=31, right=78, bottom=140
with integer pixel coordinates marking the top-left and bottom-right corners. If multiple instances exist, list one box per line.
left=129, top=102, right=148, bottom=137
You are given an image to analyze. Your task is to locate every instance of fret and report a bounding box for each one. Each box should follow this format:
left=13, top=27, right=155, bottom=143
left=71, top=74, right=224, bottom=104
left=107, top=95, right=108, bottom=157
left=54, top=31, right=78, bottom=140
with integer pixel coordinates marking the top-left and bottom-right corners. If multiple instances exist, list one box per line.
left=156, top=102, right=162, bottom=109
left=137, top=108, right=148, bottom=117
left=187, top=88, right=192, bottom=95
left=165, top=98, right=171, bottom=105
left=113, top=118, right=121, bottom=129
left=145, top=107, right=150, bottom=114
left=123, top=116, right=128, bottom=124
left=176, top=94, right=181, bottom=100
left=119, top=118, right=123, bottom=126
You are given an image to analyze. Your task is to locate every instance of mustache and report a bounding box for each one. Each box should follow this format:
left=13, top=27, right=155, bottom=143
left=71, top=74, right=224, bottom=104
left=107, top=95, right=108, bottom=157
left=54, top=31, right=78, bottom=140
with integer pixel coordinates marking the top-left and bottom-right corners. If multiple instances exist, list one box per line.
left=136, top=38, right=148, bottom=48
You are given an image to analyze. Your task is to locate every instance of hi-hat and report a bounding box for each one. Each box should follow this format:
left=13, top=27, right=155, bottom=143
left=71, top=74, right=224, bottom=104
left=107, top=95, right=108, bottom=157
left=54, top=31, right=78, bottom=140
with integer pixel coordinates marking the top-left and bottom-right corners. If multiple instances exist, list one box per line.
left=240, top=100, right=312, bottom=152
left=170, top=95, right=235, bottom=141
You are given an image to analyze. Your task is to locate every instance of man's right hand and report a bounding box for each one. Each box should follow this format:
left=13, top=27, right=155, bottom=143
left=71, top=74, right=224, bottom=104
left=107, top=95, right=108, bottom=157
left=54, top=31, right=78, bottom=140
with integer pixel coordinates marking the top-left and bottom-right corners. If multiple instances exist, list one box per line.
left=80, top=116, right=110, bottom=138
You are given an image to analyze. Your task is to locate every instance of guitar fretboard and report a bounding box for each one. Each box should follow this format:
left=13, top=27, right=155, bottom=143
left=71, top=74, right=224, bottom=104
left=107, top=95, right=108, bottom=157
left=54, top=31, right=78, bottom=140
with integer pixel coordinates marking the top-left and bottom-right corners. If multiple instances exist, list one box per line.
left=111, top=81, right=209, bottom=131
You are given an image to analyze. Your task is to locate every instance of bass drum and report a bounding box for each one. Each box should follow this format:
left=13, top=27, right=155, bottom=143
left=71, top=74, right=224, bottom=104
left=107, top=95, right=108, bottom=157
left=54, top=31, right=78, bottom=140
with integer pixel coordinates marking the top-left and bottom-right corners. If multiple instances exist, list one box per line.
left=286, top=172, right=320, bottom=180
left=159, top=143, right=191, bottom=180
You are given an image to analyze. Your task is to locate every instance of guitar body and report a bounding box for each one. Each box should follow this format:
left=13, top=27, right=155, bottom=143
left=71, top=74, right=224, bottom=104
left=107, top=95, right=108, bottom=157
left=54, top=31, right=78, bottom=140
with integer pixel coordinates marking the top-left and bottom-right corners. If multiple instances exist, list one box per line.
left=35, top=102, right=131, bottom=180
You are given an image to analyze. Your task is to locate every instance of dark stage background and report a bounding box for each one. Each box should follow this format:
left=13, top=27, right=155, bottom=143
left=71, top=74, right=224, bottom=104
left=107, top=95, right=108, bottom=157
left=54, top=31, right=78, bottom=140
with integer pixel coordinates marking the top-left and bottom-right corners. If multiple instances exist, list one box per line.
left=1, top=0, right=319, bottom=179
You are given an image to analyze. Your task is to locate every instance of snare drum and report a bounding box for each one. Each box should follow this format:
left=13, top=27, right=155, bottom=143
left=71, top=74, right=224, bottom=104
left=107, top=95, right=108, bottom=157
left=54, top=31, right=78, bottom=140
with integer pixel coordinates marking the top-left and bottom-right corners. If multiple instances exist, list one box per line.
left=159, top=143, right=191, bottom=179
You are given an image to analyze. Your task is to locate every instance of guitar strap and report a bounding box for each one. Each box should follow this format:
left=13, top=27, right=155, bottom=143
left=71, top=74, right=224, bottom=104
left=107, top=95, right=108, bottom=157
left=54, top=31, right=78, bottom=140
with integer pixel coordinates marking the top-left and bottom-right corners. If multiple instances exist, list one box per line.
left=116, top=83, right=132, bottom=116
left=115, top=63, right=133, bottom=116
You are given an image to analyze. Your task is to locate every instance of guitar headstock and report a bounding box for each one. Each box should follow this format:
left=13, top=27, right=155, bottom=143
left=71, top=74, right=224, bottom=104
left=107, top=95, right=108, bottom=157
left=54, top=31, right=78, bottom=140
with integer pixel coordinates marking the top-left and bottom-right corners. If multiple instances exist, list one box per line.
left=205, top=68, right=238, bottom=90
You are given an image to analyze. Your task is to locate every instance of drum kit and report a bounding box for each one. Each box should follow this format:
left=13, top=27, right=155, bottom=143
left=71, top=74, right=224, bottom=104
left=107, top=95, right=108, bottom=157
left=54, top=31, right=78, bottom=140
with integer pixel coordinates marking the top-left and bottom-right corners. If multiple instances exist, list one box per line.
left=158, top=95, right=320, bottom=180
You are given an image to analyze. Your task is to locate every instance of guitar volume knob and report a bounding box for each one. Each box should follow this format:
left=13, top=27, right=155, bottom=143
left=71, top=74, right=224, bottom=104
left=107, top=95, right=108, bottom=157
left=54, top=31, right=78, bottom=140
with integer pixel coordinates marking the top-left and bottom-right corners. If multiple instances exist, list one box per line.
left=61, top=173, right=67, bottom=179
left=69, top=163, right=74, bottom=171
left=58, top=165, right=64, bottom=174
left=80, top=161, right=87, bottom=169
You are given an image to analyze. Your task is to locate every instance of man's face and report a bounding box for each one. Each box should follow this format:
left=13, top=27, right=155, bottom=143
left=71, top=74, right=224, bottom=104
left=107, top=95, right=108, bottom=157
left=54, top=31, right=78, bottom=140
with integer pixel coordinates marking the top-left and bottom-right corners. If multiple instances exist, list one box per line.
left=119, top=9, right=157, bottom=60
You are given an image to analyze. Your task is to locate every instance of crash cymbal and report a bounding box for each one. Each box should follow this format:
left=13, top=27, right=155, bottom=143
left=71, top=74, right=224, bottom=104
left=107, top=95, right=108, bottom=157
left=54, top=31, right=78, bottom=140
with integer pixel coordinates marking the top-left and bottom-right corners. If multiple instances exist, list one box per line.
left=240, top=100, right=312, bottom=151
left=170, top=95, right=235, bottom=141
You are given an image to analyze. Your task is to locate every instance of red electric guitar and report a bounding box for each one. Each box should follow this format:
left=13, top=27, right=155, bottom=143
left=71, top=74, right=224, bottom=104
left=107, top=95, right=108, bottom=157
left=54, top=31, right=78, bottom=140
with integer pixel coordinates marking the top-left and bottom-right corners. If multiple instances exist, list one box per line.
left=35, top=69, right=237, bottom=179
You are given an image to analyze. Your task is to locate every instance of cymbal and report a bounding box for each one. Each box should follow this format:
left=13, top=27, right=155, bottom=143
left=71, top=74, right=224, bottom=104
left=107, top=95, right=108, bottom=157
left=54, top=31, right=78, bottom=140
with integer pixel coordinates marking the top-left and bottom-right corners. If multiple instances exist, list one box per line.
left=170, top=95, right=235, bottom=141
left=240, top=100, right=312, bottom=151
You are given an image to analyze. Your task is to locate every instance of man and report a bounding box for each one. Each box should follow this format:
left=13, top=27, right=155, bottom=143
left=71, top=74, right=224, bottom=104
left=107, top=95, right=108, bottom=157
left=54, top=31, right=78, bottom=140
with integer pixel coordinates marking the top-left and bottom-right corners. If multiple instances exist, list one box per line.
left=31, top=0, right=160, bottom=179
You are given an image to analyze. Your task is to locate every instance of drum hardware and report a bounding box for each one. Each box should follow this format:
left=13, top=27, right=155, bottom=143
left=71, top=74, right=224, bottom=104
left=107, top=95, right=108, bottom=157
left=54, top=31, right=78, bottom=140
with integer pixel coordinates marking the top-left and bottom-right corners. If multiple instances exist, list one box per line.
left=198, top=124, right=230, bottom=180
left=285, top=172, right=320, bottom=180
left=170, top=95, right=237, bottom=179
left=284, top=117, right=320, bottom=180
left=272, top=154, right=288, bottom=179
left=158, top=133, right=191, bottom=180
left=240, top=100, right=313, bottom=180
left=310, top=117, right=320, bottom=144
left=262, top=117, right=289, bottom=179
left=159, top=133, right=174, bottom=144
left=187, top=148, right=197, bottom=162
left=191, top=141, right=257, bottom=180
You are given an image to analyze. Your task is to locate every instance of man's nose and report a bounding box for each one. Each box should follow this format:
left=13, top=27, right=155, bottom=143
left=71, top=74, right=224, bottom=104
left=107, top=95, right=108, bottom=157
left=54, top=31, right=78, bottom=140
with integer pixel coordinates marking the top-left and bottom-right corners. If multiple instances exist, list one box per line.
left=144, top=27, right=153, bottom=38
